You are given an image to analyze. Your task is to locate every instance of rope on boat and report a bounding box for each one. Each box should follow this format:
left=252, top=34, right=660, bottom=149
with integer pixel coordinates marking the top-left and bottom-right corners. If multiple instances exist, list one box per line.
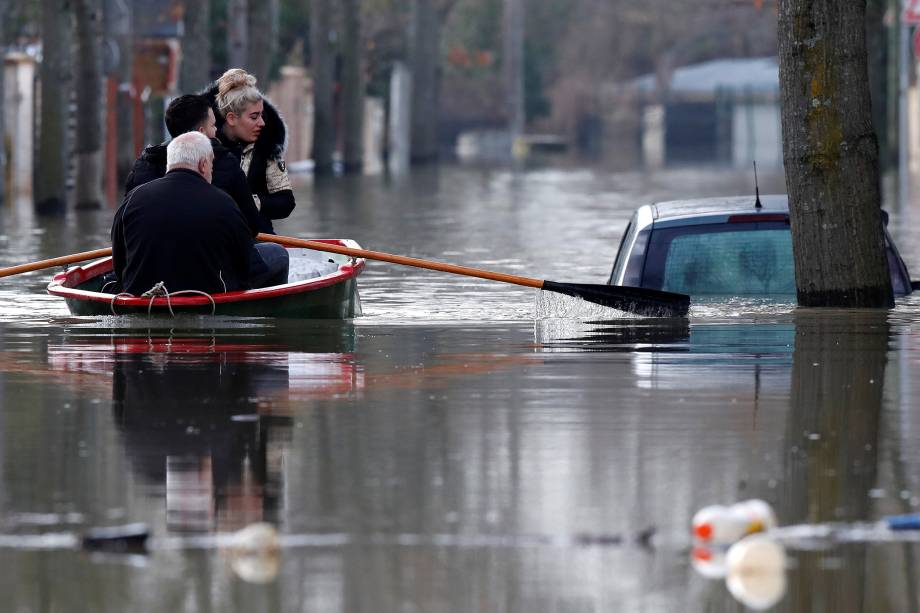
left=108, top=282, right=217, bottom=317
left=162, top=291, right=217, bottom=316
left=109, top=293, right=134, bottom=316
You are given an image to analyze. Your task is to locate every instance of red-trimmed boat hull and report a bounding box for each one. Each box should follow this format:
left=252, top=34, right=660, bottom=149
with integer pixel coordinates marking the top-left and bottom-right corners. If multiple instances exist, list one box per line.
left=46, top=239, right=365, bottom=319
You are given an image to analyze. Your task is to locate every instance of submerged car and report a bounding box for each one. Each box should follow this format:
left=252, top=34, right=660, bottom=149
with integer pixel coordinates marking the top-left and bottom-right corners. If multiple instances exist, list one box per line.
left=608, top=195, right=914, bottom=298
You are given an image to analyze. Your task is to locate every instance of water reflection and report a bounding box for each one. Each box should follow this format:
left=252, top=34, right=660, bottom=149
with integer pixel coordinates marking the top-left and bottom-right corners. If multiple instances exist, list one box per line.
left=46, top=322, right=361, bottom=535
left=6, top=165, right=920, bottom=611
left=679, top=310, right=910, bottom=612
left=111, top=340, right=287, bottom=533
left=536, top=311, right=912, bottom=611
left=534, top=318, right=691, bottom=352
left=782, top=310, right=891, bottom=613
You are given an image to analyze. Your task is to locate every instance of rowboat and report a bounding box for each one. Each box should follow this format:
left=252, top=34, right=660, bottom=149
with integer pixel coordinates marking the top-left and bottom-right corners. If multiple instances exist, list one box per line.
left=46, top=240, right=365, bottom=318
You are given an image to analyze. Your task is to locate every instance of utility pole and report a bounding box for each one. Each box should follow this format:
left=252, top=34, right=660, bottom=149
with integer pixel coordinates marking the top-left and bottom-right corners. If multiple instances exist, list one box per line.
left=246, top=0, right=278, bottom=83
left=409, top=0, right=439, bottom=163
left=342, top=0, right=364, bottom=172
left=310, top=0, right=336, bottom=174
left=103, top=0, right=132, bottom=191
left=36, top=0, right=73, bottom=214
left=899, top=2, right=909, bottom=210
left=74, top=0, right=105, bottom=209
left=0, top=0, right=7, bottom=206
left=227, top=0, right=248, bottom=69
left=180, top=0, right=211, bottom=92
left=504, top=0, right=525, bottom=156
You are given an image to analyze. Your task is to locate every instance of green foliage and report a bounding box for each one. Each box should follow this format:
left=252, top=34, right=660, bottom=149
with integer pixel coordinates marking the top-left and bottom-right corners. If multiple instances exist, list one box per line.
left=446, top=0, right=502, bottom=58
left=523, top=0, right=573, bottom=121
left=276, top=0, right=310, bottom=71
left=3, top=0, right=41, bottom=43
left=443, top=0, right=575, bottom=123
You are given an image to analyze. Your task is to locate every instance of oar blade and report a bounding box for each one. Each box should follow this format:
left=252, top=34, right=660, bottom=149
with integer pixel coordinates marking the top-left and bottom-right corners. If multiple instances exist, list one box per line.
left=542, top=281, right=690, bottom=317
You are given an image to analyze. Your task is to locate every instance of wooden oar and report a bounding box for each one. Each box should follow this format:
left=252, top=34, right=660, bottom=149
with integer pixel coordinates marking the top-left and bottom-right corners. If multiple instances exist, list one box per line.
left=258, top=233, right=690, bottom=317
left=0, top=248, right=113, bottom=279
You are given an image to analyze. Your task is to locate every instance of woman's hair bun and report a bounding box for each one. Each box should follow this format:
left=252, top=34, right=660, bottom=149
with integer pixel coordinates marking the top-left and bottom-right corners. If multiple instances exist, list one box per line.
left=218, top=68, right=257, bottom=98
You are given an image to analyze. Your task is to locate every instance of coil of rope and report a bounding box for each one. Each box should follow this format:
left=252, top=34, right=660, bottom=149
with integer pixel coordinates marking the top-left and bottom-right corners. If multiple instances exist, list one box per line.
left=109, top=281, right=216, bottom=317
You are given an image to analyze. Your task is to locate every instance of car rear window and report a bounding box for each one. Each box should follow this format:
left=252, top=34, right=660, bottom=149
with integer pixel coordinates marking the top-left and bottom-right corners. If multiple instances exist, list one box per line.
left=643, top=222, right=796, bottom=295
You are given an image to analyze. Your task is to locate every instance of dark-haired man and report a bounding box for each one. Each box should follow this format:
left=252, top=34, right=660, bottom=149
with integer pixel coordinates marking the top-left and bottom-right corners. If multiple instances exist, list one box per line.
left=123, top=94, right=287, bottom=289
left=114, top=132, right=253, bottom=295
left=124, top=95, right=262, bottom=235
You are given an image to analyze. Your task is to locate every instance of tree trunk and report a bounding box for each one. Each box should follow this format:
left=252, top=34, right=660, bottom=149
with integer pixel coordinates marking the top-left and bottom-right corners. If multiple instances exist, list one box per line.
left=36, top=0, right=72, bottom=214
left=0, top=0, right=7, bottom=206
left=180, top=0, right=211, bottom=92
left=247, top=0, right=278, bottom=83
left=310, top=0, right=336, bottom=174
left=409, top=0, right=441, bottom=163
left=74, top=0, right=104, bottom=209
left=227, top=0, right=248, bottom=69
left=504, top=0, right=525, bottom=148
left=341, top=0, right=364, bottom=172
left=778, top=0, right=892, bottom=307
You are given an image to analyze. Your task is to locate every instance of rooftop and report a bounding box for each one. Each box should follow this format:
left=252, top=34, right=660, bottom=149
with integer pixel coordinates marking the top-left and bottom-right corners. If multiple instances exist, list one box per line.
left=634, top=57, right=779, bottom=96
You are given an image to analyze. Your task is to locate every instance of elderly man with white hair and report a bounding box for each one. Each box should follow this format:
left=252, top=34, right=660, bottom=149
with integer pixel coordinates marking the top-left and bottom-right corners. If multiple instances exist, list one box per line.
left=111, top=131, right=257, bottom=296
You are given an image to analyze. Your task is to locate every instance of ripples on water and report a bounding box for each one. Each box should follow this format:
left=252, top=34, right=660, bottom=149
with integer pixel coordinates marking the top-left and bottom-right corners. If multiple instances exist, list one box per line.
left=5, top=166, right=920, bottom=612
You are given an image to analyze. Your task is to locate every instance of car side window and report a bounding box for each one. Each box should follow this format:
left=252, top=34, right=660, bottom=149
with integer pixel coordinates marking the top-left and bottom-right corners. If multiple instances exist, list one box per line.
left=623, top=229, right=650, bottom=287
left=609, top=221, right=633, bottom=284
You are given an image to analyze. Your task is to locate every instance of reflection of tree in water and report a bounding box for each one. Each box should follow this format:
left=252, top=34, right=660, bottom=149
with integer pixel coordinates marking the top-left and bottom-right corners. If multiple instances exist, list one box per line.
left=781, top=311, right=898, bottom=612
left=739, top=239, right=774, bottom=293
left=111, top=335, right=293, bottom=533
left=681, top=256, right=705, bottom=293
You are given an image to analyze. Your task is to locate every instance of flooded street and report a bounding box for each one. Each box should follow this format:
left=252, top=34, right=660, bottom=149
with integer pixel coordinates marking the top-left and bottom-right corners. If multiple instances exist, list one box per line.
left=3, top=163, right=920, bottom=611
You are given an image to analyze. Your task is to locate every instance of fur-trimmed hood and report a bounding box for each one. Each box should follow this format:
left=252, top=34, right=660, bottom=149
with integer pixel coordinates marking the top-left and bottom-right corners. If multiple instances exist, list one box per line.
left=202, top=83, right=287, bottom=161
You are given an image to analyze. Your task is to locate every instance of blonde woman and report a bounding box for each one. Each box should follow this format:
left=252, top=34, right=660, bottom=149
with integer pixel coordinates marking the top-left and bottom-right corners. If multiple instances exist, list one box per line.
left=205, top=68, right=295, bottom=235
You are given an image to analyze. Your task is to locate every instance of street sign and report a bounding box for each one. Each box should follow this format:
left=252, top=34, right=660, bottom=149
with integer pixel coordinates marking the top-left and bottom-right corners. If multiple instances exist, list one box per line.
left=905, top=0, right=920, bottom=24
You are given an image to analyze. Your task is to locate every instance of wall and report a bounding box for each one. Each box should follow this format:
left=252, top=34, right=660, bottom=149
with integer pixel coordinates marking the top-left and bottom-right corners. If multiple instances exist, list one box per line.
left=3, top=53, right=35, bottom=203
left=731, top=101, right=782, bottom=169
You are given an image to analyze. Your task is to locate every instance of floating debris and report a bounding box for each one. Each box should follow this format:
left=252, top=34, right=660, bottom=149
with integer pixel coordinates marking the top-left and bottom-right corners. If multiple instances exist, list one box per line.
left=725, top=536, right=787, bottom=610
left=81, top=523, right=150, bottom=553
left=226, top=522, right=281, bottom=584
left=691, top=499, right=777, bottom=545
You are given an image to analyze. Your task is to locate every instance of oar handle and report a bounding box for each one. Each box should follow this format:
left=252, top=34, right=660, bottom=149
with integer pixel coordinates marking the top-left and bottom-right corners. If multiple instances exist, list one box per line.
left=257, top=233, right=545, bottom=290
left=0, top=248, right=113, bottom=279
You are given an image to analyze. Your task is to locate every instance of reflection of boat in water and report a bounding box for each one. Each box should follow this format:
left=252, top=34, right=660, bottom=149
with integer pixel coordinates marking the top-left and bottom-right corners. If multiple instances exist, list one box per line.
left=45, top=323, right=363, bottom=532
left=47, top=321, right=364, bottom=400
left=46, top=242, right=365, bottom=318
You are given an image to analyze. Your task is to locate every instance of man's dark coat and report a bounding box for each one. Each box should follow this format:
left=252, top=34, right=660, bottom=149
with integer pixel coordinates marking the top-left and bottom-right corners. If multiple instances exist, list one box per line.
left=123, top=139, right=262, bottom=237
left=112, top=168, right=253, bottom=296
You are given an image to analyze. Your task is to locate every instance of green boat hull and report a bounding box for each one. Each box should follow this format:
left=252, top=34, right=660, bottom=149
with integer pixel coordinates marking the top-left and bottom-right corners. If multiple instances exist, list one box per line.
left=63, top=276, right=361, bottom=319
left=49, top=244, right=365, bottom=320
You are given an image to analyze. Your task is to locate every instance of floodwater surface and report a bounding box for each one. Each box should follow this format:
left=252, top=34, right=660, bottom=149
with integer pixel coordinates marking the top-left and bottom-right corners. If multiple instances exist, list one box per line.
left=1, top=164, right=920, bottom=612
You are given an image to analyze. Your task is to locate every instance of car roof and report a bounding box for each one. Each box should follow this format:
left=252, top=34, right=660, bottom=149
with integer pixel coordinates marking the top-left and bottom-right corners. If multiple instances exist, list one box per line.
left=651, top=195, right=789, bottom=221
